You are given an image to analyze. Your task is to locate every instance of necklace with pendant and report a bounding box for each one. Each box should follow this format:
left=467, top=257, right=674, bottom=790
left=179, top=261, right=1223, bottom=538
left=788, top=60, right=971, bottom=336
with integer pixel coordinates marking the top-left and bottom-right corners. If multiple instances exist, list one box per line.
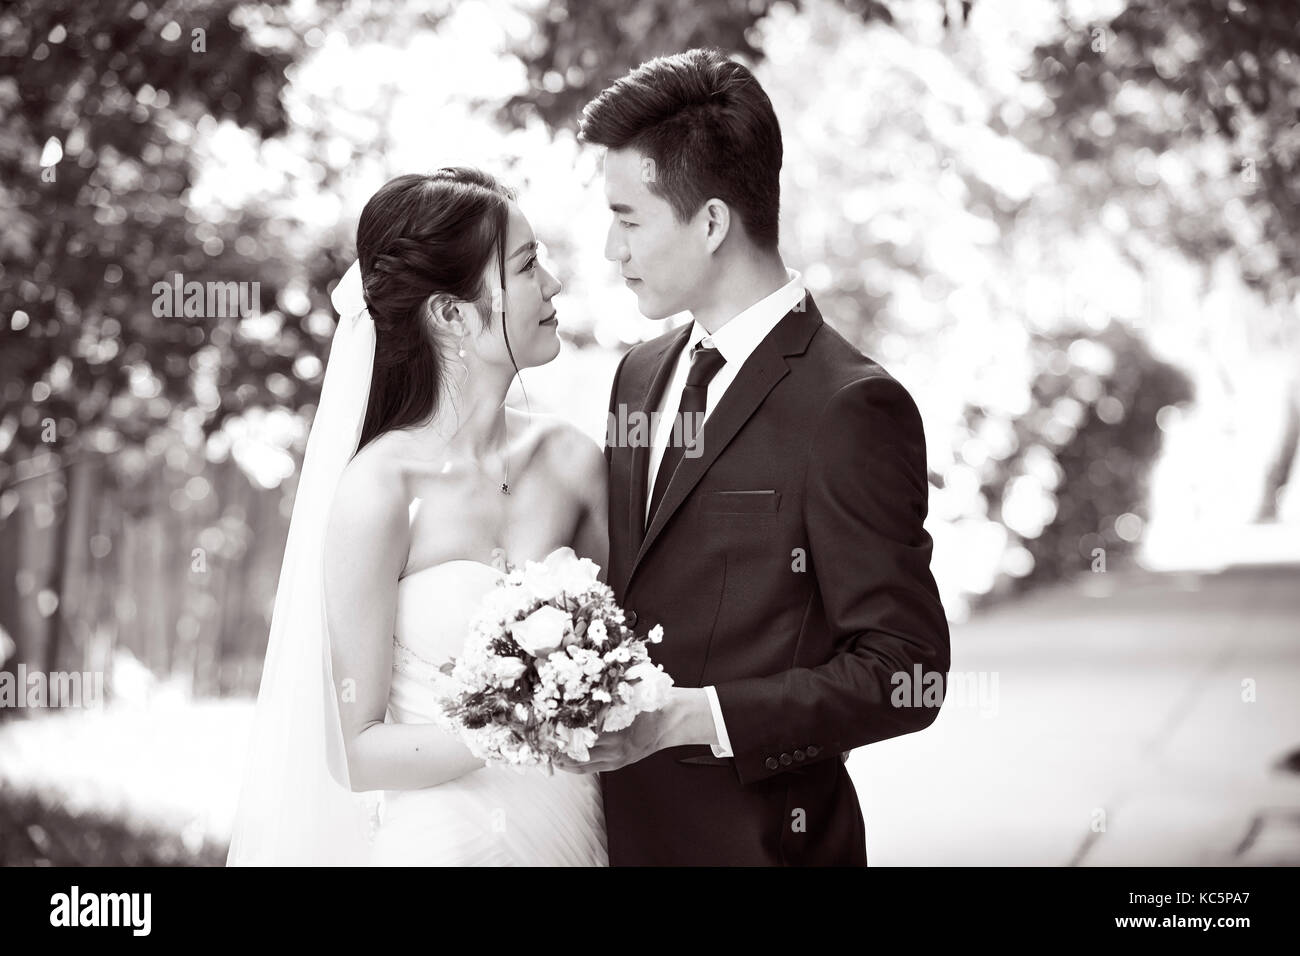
left=496, top=415, right=509, bottom=572
left=499, top=410, right=509, bottom=495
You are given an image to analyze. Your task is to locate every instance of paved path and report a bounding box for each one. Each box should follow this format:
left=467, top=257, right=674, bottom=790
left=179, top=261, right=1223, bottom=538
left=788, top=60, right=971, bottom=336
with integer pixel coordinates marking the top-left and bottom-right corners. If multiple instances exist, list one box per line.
left=849, top=562, right=1300, bottom=865
left=4, top=562, right=1297, bottom=866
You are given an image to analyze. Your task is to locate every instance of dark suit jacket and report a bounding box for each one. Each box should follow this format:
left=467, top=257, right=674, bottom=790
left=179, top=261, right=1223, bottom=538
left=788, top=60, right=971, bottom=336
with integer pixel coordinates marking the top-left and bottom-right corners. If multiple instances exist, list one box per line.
left=600, top=293, right=950, bottom=866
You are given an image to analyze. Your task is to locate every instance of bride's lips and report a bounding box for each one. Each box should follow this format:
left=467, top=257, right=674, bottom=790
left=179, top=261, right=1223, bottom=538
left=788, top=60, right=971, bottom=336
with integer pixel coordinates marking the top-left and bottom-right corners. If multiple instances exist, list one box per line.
left=539, top=311, right=558, bottom=326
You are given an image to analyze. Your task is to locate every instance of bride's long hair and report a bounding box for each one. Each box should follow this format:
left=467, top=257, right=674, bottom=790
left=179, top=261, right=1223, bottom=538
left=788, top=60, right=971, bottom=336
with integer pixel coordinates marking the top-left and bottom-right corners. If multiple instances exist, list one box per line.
left=231, top=169, right=537, bottom=865
left=353, top=167, right=520, bottom=452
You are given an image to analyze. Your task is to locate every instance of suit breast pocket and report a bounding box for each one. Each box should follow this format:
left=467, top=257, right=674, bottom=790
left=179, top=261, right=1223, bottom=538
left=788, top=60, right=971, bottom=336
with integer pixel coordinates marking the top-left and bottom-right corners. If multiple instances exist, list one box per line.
left=700, top=490, right=782, bottom=516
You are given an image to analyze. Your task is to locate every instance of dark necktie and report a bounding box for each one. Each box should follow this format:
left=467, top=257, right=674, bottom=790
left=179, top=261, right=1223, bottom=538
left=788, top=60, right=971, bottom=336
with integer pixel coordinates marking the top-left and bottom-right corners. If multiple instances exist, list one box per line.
left=647, top=342, right=726, bottom=527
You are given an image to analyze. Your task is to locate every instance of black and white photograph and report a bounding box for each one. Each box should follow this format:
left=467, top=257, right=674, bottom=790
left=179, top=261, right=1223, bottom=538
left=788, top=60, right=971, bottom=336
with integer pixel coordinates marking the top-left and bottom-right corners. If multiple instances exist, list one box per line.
left=0, top=0, right=1296, bottom=905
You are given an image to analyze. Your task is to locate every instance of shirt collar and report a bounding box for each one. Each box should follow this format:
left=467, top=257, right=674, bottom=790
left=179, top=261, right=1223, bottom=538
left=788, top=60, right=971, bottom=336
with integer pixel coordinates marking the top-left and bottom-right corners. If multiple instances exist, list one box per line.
left=688, top=269, right=805, bottom=366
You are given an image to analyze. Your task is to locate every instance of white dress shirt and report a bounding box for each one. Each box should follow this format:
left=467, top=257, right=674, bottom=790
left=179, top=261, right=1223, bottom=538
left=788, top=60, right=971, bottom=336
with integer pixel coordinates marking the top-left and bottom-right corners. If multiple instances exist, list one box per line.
left=644, top=269, right=806, bottom=758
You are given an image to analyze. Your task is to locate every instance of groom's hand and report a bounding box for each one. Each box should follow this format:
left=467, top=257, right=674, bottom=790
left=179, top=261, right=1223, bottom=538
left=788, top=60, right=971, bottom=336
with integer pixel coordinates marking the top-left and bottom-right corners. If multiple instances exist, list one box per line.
left=553, top=687, right=719, bottom=774
left=556, top=708, right=668, bottom=774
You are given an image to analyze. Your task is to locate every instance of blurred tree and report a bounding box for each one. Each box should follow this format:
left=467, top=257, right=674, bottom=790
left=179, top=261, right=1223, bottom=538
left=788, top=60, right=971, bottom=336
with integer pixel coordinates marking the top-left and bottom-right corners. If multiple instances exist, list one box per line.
left=1024, top=0, right=1300, bottom=519
left=0, top=0, right=302, bottom=476
left=500, top=0, right=972, bottom=130
left=968, top=322, right=1194, bottom=594
left=0, top=0, right=318, bottom=685
left=1026, top=0, right=1300, bottom=304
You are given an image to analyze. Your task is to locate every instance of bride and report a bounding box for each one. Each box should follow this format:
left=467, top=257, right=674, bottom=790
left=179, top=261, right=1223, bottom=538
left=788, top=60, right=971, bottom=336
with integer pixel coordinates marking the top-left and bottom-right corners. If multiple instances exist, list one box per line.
left=227, top=168, right=609, bottom=866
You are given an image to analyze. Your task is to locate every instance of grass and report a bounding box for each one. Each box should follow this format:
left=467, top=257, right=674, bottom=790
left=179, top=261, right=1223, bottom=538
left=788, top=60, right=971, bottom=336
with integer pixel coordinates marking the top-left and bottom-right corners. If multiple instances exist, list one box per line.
left=0, top=787, right=227, bottom=866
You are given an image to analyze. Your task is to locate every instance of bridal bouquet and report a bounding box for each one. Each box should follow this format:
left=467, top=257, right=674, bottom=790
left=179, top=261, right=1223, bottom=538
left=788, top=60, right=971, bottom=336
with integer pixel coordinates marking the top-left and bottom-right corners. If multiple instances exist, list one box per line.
left=438, top=547, right=674, bottom=769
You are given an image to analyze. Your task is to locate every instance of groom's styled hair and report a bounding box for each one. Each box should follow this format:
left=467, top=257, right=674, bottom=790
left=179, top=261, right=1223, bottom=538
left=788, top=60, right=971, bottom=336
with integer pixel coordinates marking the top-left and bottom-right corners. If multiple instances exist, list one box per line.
left=579, top=48, right=783, bottom=250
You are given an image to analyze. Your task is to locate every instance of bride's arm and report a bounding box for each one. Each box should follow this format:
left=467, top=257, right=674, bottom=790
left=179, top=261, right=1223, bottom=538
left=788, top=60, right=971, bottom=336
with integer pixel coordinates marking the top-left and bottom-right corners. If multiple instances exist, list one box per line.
left=564, top=426, right=609, bottom=580
left=323, top=457, right=485, bottom=792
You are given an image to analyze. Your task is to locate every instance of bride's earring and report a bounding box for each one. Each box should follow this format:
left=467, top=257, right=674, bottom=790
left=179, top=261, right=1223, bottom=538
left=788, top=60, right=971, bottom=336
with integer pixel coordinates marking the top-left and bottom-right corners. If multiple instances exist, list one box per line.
left=454, top=335, right=469, bottom=390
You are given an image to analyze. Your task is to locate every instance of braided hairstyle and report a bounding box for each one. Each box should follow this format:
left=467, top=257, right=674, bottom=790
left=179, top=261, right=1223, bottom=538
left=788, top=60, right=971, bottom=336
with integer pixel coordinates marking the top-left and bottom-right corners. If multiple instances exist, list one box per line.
left=352, top=168, right=521, bottom=453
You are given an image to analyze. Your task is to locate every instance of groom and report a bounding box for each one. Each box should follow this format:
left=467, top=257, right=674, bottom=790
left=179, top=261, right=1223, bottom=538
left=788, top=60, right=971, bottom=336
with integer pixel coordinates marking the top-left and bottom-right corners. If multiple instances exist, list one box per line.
left=560, top=48, right=950, bottom=866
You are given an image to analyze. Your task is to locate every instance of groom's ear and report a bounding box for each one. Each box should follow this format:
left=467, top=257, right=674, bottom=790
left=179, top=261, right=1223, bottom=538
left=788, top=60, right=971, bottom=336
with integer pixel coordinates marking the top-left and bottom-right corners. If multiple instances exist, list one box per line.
left=701, top=198, right=731, bottom=254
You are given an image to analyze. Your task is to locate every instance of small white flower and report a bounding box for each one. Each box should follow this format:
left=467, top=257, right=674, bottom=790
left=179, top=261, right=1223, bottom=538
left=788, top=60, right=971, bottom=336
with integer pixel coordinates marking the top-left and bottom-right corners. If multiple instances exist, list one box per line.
left=491, top=656, right=527, bottom=686
left=556, top=723, right=598, bottom=761
left=601, top=703, right=637, bottom=732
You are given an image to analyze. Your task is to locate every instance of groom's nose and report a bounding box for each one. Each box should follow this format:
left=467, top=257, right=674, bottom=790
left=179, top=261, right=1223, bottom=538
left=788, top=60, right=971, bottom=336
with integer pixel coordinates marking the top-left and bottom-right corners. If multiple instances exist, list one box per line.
left=604, top=222, right=628, bottom=263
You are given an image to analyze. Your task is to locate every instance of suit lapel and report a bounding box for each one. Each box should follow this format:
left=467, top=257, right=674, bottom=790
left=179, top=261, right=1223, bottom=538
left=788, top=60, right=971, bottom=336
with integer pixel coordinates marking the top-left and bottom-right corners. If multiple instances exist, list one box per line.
left=626, top=295, right=824, bottom=592
left=626, top=324, right=691, bottom=559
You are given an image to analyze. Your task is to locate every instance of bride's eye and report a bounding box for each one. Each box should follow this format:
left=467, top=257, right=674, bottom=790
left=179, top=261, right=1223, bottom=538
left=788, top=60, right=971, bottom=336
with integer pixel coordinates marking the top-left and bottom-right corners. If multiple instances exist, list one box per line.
left=522, top=255, right=537, bottom=273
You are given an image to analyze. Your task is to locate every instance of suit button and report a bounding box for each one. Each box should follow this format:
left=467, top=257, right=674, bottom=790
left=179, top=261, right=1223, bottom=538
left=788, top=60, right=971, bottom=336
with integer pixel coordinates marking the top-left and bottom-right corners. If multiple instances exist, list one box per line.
left=807, top=745, right=820, bottom=758
left=793, top=749, right=805, bottom=762
left=765, top=757, right=779, bottom=771
left=779, top=752, right=792, bottom=766
left=625, top=610, right=638, bottom=628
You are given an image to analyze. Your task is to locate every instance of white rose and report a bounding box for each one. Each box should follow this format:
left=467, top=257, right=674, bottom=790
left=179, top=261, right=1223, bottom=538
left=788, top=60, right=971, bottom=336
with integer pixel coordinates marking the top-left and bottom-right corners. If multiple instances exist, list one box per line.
left=625, top=662, right=674, bottom=712
left=520, top=575, right=560, bottom=605
left=540, top=547, right=601, bottom=594
left=510, top=604, right=572, bottom=657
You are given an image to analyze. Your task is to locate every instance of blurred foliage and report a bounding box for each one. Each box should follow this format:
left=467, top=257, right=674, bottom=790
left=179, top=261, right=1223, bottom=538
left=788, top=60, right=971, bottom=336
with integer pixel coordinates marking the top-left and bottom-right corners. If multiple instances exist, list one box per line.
left=969, top=323, right=1194, bottom=593
left=501, top=0, right=910, bottom=129
left=1025, top=0, right=1300, bottom=306
left=0, top=786, right=226, bottom=865
left=0, top=0, right=310, bottom=480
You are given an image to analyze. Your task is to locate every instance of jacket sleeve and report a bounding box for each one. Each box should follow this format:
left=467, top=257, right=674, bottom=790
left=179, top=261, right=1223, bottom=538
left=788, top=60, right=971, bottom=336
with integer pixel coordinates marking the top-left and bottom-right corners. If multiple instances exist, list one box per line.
left=712, top=373, right=951, bottom=786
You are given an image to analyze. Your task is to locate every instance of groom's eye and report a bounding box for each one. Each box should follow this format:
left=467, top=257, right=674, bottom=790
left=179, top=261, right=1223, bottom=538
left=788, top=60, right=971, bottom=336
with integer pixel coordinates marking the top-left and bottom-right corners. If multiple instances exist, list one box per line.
left=619, top=220, right=636, bottom=229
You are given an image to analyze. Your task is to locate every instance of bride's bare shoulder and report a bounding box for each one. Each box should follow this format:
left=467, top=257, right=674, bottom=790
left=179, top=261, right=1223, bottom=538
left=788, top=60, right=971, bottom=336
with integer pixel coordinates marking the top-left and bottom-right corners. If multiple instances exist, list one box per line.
left=513, top=409, right=604, bottom=492
left=339, top=433, right=405, bottom=490
left=327, top=436, right=410, bottom=557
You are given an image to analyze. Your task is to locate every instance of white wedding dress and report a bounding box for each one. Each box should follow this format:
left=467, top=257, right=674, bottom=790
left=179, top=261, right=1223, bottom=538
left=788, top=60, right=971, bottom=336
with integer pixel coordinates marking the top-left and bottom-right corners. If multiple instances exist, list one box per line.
left=367, top=557, right=608, bottom=866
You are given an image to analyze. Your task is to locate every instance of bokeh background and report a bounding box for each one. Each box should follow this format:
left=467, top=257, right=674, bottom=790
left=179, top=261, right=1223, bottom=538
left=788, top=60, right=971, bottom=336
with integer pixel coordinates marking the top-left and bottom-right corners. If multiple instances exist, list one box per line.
left=1, top=0, right=1297, bottom=865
